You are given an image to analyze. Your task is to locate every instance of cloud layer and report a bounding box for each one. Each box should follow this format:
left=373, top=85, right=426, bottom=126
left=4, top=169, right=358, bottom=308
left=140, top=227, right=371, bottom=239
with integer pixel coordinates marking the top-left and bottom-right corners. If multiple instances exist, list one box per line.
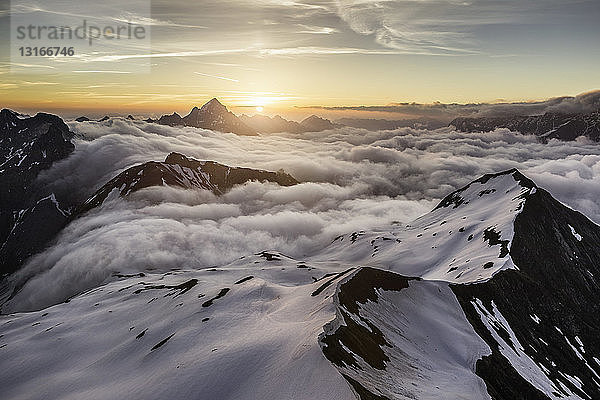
left=5, top=120, right=600, bottom=311
left=306, top=90, right=600, bottom=122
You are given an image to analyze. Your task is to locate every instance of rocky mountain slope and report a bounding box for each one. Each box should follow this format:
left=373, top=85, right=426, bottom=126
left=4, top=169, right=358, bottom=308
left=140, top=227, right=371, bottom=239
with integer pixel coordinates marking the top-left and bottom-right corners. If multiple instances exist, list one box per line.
left=0, top=110, right=75, bottom=276
left=2, top=168, right=600, bottom=400
left=0, top=109, right=299, bottom=277
left=450, top=111, right=600, bottom=141
left=78, top=152, right=298, bottom=215
left=156, top=99, right=257, bottom=136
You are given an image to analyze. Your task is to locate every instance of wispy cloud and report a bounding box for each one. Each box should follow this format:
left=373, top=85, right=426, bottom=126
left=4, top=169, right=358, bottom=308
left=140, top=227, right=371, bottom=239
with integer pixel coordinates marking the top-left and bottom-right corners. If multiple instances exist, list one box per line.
left=69, top=45, right=468, bottom=64
left=297, top=24, right=338, bottom=34
left=18, top=81, right=60, bottom=85
left=299, top=90, right=600, bottom=120
left=331, top=0, right=578, bottom=55
left=334, top=0, right=482, bottom=54
left=72, top=70, right=133, bottom=74
left=194, top=72, right=240, bottom=82
left=112, top=13, right=208, bottom=29
left=79, top=49, right=250, bottom=62
left=257, top=46, right=468, bottom=56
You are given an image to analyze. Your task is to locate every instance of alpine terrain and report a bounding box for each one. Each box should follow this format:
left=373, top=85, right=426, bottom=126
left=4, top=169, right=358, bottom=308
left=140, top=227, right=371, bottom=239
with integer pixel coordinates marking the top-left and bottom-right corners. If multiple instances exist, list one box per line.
left=2, top=125, right=600, bottom=400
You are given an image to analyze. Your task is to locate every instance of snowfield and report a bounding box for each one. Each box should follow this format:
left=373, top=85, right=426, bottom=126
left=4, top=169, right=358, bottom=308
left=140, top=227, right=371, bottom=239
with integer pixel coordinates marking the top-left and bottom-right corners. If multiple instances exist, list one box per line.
left=0, top=268, right=355, bottom=400
left=319, top=169, right=535, bottom=284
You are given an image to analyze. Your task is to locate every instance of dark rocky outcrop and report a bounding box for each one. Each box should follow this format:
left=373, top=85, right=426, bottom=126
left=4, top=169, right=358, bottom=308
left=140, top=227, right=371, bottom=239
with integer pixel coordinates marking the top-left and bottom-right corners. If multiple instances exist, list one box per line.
left=77, top=152, right=298, bottom=215
left=452, top=184, right=600, bottom=399
left=0, top=109, right=75, bottom=275
left=450, top=111, right=600, bottom=141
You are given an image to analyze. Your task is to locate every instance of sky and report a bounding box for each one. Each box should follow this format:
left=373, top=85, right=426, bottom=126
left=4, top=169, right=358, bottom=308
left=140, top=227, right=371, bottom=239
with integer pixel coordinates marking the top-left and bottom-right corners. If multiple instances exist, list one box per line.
left=0, top=0, right=599, bottom=118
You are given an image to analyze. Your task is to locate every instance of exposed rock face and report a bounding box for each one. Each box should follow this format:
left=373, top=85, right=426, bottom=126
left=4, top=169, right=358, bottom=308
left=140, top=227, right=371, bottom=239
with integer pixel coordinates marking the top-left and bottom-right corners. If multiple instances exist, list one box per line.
left=0, top=109, right=75, bottom=275
left=450, top=111, right=600, bottom=141
left=318, top=169, right=600, bottom=400
left=77, top=152, right=298, bottom=215
left=452, top=183, right=600, bottom=400
left=156, top=99, right=257, bottom=136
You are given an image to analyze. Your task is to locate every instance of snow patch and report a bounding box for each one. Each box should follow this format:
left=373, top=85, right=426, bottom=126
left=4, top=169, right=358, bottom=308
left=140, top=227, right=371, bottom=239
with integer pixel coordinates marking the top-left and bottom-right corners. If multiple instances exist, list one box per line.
left=568, top=224, right=583, bottom=241
left=472, top=299, right=584, bottom=399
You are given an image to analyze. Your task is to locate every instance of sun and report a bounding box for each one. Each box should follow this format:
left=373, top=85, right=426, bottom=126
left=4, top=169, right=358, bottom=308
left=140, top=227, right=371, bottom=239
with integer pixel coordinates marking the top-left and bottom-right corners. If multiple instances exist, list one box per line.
left=256, top=106, right=264, bottom=112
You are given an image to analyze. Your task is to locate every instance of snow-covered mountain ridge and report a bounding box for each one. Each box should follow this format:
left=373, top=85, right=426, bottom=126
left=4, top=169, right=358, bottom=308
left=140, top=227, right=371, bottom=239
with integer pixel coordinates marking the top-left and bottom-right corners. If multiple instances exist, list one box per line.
left=77, top=152, right=298, bottom=215
left=320, top=169, right=535, bottom=284
left=2, top=167, right=600, bottom=400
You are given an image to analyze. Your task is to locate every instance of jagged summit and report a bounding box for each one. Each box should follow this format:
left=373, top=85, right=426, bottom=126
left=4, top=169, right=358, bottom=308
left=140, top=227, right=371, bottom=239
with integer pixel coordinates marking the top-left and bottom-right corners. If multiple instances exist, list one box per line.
left=156, top=99, right=256, bottom=136
left=321, top=168, right=539, bottom=284
left=300, top=115, right=339, bottom=131
left=199, top=98, right=227, bottom=113
left=0, top=109, right=19, bottom=124
left=435, top=168, right=536, bottom=211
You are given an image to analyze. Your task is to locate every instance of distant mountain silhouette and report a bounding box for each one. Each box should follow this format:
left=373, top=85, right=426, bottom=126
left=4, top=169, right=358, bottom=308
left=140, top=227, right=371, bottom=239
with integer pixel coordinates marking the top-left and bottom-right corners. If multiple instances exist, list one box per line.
left=300, top=115, right=340, bottom=132
left=156, top=98, right=257, bottom=136
left=338, top=117, right=446, bottom=130
left=241, top=114, right=340, bottom=133
left=450, top=111, right=600, bottom=141
left=240, top=114, right=306, bottom=133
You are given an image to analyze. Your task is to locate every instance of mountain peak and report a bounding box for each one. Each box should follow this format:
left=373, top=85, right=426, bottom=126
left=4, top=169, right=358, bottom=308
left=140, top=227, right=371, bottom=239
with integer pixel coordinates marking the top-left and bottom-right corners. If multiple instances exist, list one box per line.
left=156, top=99, right=257, bottom=135
left=301, top=115, right=325, bottom=124
left=0, top=109, right=19, bottom=125
left=435, top=168, right=536, bottom=211
left=300, top=115, right=338, bottom=131
left=200, top=98, right=227, bottom=112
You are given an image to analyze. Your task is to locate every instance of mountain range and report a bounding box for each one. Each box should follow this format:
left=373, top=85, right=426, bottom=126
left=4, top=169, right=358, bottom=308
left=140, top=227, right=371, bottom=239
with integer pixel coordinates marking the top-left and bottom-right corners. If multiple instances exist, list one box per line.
left=73, top=97, right=600, bottom=141
left=0, top=109, right=75, bottom=276
left=154, top=98, right=257, bottom=136
left=2, top=109, right=600, bottom=400
left=2, top=162, right=600, bottom=400
left=151, top=98, right=340, bottom=135
left=0, top=111, right=298, bottom=277
left=240, top=113, right=340, bottom=134
left=450, top=111, right=600, bottom=142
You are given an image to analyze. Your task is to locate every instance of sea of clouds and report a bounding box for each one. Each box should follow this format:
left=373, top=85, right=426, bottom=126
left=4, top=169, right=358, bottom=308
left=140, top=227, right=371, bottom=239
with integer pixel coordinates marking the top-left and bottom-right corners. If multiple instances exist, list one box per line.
left=5, top=120, right=600, bottom=311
